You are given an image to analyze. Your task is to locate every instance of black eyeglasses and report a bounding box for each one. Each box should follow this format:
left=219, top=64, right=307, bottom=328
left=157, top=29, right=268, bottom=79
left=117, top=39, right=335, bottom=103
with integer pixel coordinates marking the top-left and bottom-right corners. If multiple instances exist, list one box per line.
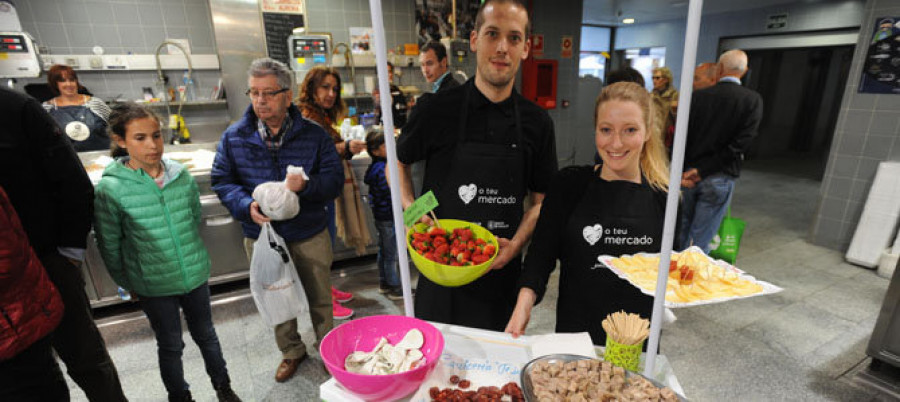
left=246, top=87, right=289, bottom=99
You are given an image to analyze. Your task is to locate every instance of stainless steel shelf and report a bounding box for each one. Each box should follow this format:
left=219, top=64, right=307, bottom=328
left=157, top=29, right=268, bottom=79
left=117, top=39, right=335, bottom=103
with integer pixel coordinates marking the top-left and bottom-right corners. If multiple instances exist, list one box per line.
left=141, top=99, right=228, bottom=108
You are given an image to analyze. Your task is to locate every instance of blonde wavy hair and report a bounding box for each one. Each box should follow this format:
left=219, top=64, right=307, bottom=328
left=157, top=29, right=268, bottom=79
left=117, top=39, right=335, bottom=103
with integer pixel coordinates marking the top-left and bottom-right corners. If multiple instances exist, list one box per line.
left=594, top=82, right=670, bottom=192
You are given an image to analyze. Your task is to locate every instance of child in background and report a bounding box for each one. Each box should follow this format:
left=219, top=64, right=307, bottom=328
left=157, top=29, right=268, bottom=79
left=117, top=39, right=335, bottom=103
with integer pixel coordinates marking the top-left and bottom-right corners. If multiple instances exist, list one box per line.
left=364, top=129, right=403, bottom=300
left=93, top=103, right=240, bottom=402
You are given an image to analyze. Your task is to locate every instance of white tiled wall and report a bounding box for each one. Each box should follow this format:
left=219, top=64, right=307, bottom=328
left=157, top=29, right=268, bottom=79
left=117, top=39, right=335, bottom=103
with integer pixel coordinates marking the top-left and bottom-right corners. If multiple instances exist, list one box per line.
left=811, top=0, right=900, bottom=251
left=12, top=0, right=427, bottom=103
left=13, top=0, right=219, bottom=101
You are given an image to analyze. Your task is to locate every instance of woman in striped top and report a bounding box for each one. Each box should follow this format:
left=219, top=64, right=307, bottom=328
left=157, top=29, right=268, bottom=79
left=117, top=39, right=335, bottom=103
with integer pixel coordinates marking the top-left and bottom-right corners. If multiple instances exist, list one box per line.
left=43, top=64, right=111, bottom=152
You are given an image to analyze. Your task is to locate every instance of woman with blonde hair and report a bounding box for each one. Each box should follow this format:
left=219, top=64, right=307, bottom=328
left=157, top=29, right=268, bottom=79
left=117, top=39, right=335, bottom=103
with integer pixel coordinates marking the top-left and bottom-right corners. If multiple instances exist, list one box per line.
left=652, top=66, right=679, bottom=151
left=297, top=66, right=369, bottom=320
left=505, top=82, right=672, bottom=345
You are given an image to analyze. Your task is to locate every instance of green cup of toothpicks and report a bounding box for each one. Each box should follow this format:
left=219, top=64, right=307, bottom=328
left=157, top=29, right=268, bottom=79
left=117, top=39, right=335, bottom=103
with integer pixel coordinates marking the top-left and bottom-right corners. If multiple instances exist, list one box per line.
left=602, top=311, right=650, bottom=372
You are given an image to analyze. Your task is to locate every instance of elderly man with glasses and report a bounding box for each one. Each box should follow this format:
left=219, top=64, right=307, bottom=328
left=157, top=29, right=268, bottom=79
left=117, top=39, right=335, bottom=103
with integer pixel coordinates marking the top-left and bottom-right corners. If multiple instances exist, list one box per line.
left=211, top=57, right=343, bottom=383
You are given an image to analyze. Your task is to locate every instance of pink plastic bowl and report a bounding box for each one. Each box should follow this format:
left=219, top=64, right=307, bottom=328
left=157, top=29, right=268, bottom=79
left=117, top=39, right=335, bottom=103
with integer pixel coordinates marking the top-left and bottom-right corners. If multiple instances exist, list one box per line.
left=319, top=315, right=445, bottom=401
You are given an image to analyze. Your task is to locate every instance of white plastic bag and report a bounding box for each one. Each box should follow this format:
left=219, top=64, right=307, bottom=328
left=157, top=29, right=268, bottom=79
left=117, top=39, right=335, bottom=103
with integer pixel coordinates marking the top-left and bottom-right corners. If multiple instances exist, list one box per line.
left=252, top=182, right=300, bottom=221
left=249, top=223, right=310, bottom=327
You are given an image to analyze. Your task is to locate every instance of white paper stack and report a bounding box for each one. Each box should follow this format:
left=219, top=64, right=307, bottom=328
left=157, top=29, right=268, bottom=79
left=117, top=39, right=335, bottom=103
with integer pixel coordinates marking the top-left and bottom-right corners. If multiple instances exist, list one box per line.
left=529, top=332, right=597, bottom=359
left=846, top=161, right=900, bottom=268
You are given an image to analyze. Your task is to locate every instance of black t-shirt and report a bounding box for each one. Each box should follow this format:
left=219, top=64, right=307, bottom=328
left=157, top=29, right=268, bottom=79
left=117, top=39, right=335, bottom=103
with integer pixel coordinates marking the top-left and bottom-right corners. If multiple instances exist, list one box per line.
left=397, top=79, right=557, bottom=196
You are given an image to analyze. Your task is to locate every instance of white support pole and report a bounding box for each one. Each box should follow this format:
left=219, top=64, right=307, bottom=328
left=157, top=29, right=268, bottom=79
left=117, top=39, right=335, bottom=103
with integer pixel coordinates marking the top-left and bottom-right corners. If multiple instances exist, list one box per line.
left=643, top=0, right=703, bottom=376
left=368, top=0, right=415, bottom=317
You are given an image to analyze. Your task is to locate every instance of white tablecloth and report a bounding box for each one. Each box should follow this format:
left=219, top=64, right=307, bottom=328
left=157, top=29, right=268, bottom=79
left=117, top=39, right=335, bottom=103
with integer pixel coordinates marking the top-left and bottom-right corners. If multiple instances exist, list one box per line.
left=320, top=323, right=684, bottom=401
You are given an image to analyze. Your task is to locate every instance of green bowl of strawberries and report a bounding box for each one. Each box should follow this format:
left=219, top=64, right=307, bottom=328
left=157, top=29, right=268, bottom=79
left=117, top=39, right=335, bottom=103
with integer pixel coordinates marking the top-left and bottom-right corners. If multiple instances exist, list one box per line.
left=407, top=219, right=498, bottom=287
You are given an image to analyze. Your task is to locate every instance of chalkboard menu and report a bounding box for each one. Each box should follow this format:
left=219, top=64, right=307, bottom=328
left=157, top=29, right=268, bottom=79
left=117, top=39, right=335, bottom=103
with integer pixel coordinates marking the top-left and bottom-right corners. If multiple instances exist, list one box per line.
left=263, top=12, right=305, bottom=65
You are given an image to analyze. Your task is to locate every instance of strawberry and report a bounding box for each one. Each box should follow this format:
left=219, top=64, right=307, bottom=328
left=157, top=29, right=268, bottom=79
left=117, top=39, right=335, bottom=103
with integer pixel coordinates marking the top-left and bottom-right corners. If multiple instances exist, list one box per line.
left=435, top=244, right=449, bottom=256
left=483, top=244, right=496, bottom=257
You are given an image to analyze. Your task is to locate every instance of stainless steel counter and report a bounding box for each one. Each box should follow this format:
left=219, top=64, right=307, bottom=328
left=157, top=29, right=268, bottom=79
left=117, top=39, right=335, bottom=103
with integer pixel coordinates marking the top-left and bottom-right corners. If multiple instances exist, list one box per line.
left=79, top=144, right=378, bottom=307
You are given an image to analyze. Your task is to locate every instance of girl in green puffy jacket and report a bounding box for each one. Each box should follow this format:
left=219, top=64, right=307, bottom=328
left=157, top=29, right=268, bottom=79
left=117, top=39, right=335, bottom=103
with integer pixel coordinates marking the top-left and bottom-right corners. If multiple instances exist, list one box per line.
left=93, top=103, right=240, bottom=402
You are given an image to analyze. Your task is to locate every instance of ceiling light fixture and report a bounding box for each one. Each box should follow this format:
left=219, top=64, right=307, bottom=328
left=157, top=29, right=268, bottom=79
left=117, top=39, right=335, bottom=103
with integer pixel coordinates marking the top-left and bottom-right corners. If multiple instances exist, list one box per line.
left=622, top=18, right=635, bottom=24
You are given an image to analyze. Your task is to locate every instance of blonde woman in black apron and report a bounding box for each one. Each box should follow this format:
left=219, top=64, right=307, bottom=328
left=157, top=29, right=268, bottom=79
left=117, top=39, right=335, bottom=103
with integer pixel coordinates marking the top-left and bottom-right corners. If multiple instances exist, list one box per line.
left=43, top=65, right=111, bottom=152
left=505, top=82, right=673, bottom=345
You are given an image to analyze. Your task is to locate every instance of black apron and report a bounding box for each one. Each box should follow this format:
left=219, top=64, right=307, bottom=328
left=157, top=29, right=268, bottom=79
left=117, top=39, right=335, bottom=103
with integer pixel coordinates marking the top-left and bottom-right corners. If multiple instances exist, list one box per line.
left=414, top=89, right=526, bottom=331
left=47, top=101, right=109, bottom=152
left=556, top=173, right=663, bottom=345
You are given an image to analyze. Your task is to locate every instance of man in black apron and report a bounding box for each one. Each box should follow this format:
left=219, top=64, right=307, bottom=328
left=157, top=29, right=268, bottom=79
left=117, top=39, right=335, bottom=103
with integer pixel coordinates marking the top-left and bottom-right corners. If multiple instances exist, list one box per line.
left=397, top=0, right=558, bottom=331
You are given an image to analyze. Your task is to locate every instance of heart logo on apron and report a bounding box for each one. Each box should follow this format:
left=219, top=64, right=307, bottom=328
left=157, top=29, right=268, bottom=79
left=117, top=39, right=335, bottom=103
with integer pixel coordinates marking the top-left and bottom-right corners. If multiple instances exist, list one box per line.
left=65, top=121, right=90, bottom=141
left=583, top=224, right=603, bottom=246
left=458, top=183, right=477, bottom=205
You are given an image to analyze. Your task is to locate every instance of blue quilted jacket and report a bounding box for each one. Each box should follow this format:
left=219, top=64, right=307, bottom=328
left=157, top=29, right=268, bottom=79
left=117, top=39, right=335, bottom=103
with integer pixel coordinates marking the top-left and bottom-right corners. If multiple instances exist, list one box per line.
left=211, top=104, right=343, bottom=241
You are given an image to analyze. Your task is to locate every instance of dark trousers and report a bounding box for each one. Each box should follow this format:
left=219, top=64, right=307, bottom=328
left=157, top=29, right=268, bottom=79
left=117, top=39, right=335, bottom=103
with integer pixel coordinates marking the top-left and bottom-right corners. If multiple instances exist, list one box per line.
left=140, top=283, right=230, bottom=398
left=42, top=252, right=127, bottom=402
left=0, top=336, right=69, bottom=402
left=374, top=220, right=400, bottom=289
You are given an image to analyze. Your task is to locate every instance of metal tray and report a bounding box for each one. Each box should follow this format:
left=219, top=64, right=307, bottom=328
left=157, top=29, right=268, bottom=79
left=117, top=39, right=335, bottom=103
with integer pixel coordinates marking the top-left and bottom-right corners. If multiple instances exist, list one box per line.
left=520, top=354, right=688, bottom=402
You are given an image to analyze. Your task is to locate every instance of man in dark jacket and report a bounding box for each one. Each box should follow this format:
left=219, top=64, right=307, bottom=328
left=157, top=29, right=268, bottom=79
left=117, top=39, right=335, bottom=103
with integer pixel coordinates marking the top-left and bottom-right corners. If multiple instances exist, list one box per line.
left=374, top=62, right=411, bottom=128
left=0, top=86, right=126, bottom=400
left=0, top=186, right=67, bottom=401
left=420, top=41, right=461, bottom=93
left=679, top=49, right=763, bottom=252
left=211, top=58, right=343, bottom=383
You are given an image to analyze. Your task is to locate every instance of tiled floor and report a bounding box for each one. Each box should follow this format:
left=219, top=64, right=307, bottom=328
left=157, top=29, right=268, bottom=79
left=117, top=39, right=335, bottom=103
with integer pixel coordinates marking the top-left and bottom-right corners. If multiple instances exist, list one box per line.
left=66, top=164, right=897, bottom=401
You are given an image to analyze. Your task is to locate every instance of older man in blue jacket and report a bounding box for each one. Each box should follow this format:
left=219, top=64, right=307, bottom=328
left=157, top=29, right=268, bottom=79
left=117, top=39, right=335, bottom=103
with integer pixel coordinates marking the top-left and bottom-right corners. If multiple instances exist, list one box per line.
left=212, top=58, right=343, bottom=383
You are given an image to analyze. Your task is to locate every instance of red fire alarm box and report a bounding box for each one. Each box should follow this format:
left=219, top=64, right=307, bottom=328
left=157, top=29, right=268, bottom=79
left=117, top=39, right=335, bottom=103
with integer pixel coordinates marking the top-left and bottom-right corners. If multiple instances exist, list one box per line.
left=521, top=58, right=558, bottom=110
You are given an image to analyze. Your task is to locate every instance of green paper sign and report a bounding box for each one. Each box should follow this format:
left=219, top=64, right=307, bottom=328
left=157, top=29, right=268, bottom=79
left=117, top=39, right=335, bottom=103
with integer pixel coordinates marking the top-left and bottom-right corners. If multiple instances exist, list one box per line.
left=403, top=190, right=439, bottom=227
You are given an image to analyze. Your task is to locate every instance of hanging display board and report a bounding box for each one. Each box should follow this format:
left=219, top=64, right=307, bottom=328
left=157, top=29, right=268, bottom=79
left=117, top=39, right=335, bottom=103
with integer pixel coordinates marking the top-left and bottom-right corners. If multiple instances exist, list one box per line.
left=262, top=12, right=305, bottom=65
left=859, top=16, right=900, bottom=94
left=260, top=0, right=306, bottom=64
left=414, top=0, right=480, bottom=46
left=262, top=0, right=304, bottom=14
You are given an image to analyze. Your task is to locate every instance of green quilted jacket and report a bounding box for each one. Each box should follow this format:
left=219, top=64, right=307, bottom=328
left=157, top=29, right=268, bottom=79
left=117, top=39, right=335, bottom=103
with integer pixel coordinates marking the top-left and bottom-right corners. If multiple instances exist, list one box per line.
left=93, top=159, right=210, bottom=297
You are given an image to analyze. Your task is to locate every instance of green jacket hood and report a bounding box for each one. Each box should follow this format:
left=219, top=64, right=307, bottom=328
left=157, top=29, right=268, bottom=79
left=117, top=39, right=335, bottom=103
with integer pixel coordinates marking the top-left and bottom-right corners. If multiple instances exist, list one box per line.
left=103, top=157, right=185, bottom=186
